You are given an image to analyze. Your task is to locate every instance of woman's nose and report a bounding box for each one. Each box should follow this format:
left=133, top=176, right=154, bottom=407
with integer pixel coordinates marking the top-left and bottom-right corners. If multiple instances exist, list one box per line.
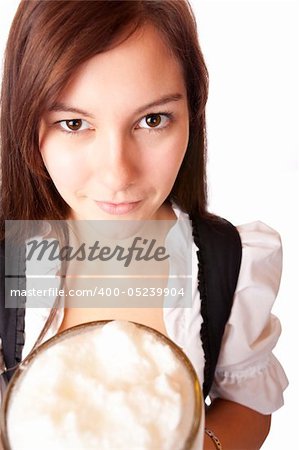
left=90, top=131, right=138, bottom=192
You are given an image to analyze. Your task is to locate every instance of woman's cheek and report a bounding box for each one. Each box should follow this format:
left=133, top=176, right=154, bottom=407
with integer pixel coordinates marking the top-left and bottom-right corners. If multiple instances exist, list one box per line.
left=41, top=144, right=89, bottom=189
left=163, top=131, right=188, bottom=173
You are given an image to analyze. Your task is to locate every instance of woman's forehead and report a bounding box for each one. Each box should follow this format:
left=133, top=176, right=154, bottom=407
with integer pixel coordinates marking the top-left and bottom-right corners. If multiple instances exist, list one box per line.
left=53, top=24, right=187, bottom=116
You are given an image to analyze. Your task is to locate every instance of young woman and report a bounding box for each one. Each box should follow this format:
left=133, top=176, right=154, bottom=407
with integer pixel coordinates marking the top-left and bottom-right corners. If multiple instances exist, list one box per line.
left=0, top=1, right=288, bottom=449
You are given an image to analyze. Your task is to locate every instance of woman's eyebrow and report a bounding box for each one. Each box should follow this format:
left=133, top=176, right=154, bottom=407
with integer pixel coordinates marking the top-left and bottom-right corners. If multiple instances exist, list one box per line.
left=48, top=103, right=96, bottom=119
left=134, top=93, right=184, bottom=114
left=48, top=93, right=184, bottom=118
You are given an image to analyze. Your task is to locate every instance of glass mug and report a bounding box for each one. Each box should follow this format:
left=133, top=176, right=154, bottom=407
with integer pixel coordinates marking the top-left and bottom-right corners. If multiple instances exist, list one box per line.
left=0, top=320, right=203, bottom=450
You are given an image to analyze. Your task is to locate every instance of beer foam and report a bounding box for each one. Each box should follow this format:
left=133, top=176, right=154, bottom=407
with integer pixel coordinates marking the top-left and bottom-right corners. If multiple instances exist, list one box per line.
left=7, top=321, right=196, bottom=449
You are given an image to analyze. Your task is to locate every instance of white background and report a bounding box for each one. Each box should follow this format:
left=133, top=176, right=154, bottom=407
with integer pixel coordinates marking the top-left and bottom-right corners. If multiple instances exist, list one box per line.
left=1, top=1, right=298, bottom=449
left=188, top=2, right=298, bottom=449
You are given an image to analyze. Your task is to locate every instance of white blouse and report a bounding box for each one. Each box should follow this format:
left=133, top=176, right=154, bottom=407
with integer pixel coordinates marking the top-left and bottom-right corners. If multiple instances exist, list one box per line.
left=2, top=208, right=288, bottom=415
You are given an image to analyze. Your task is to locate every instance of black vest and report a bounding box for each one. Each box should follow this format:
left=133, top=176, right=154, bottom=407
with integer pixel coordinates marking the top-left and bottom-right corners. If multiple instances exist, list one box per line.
left=0, top=215, right=242, bottom=399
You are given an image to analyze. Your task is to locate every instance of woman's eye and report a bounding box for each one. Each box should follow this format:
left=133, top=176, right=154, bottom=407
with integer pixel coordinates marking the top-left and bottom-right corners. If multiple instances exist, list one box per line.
left=57, top=119, right=91, bottom=133
left=137, top=113, right=172, bottom=130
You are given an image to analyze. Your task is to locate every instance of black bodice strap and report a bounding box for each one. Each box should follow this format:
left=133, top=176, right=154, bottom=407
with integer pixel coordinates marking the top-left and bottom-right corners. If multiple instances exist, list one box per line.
left=190, top=214, right=242, bottom=399
left=0, top=240, right=26, bottom=383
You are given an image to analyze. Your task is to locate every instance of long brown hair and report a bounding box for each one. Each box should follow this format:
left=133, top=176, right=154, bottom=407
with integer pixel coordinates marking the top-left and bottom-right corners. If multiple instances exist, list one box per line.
left=0, top=0, right=209, bottom=239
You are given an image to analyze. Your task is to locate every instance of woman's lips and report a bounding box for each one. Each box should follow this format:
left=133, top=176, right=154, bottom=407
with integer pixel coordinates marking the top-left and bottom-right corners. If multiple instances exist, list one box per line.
left=94, top=200, right=141, bottom=215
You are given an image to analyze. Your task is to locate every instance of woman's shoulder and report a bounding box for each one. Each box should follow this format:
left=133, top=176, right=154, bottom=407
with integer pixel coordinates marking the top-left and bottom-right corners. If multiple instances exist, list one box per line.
left=174, top=203, right=281, bottom=268
left=236, top=220, right=282, bottom=251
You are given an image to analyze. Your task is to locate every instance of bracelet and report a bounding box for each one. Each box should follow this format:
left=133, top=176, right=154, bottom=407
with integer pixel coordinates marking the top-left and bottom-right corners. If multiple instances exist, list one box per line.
left=204, top=428, right=223, bottom=450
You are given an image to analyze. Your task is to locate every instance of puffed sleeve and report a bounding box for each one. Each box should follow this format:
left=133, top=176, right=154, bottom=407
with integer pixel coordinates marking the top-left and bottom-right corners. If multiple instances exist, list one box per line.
left=209, top=221, right=288, bottom=414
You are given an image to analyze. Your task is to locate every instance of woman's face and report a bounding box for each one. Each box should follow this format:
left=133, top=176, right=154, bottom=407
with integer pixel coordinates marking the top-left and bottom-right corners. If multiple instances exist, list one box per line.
left=39, top=25, right=189, bottom=220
